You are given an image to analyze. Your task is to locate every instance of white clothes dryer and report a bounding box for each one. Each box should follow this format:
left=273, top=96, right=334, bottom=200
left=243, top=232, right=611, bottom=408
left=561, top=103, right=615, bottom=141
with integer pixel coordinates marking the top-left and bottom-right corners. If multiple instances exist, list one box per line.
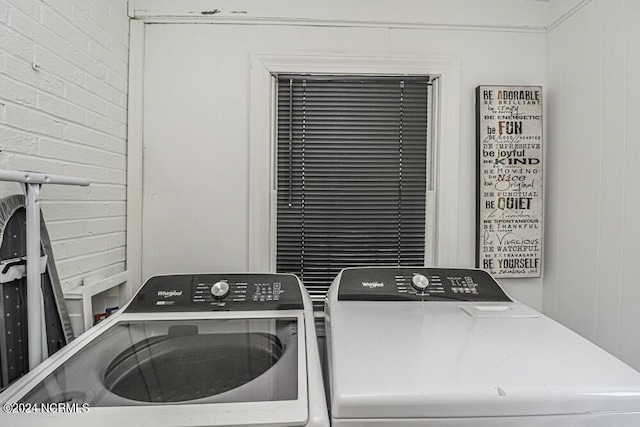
left=325, top=267, right=640, bottom=426
left=0, top=273, right=329, bottom=427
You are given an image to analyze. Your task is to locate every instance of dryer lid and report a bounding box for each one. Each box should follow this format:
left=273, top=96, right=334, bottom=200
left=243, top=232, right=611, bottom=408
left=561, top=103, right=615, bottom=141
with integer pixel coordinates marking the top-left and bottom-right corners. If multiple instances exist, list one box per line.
left=327, top=301, right=640, bottom=419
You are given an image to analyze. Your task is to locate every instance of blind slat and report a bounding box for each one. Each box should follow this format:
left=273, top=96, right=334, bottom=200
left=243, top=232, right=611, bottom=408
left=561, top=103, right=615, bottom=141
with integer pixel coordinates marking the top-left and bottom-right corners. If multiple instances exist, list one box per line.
left=276, top=75, right=430, bottom=302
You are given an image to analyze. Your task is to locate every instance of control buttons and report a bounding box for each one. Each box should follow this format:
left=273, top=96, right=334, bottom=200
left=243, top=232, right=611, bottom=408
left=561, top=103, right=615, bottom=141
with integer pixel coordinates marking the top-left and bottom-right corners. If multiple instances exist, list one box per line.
left=411, top=274, right=430, bottom=290
left=465, top=276, right=477, bottom=290
left=252, top=283, right=283, bottom=302
left=210, top=281, right=230, bottom=299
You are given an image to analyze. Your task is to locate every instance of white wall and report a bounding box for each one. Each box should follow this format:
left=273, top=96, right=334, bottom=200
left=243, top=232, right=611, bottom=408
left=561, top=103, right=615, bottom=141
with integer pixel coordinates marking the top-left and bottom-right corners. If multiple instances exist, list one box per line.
left=545, top=0, right=640, bottom=370
left=0, top=0, right=129, bottom=291
left=135, top=1, right=547, bottom=309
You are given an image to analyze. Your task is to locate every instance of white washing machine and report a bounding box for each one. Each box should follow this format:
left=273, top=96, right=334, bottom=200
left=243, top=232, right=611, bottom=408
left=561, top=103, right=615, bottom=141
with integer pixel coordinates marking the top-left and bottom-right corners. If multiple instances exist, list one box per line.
left=325, top=267, right=640, bottom=426
left=0, top=273, right=329, bottom=427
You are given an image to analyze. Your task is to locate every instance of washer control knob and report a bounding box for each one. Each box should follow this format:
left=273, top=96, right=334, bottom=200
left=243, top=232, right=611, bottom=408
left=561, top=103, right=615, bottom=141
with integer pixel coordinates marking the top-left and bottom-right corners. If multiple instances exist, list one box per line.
left=211, top=281, right=230, bottom=299
left=412, top=274, right=430, bottom=290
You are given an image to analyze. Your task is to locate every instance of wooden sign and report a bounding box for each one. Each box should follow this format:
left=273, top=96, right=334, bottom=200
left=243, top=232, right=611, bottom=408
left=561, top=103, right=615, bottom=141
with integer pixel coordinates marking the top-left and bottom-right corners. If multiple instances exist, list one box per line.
left=475, top=86, right=543, bottom=278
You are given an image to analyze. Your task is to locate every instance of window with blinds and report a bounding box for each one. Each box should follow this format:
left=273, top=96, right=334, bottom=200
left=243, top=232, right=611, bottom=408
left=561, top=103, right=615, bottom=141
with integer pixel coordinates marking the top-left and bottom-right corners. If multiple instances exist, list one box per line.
left=275, top=75, right=431, bottom=303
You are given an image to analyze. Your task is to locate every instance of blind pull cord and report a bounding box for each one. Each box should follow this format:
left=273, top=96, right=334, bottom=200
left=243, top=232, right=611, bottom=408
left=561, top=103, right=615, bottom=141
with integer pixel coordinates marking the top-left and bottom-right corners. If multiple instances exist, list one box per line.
left=288, top=78, right=294, bottom=207
left=300, top=79, right=307, bottom=280
left=398, top=80, right=404, bottom=265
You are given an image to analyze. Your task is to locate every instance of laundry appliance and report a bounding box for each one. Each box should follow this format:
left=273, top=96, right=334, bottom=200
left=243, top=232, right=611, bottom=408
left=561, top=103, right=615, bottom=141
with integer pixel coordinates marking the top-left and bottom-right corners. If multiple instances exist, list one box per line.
left=325, top=267, right=640, bottom=426
left=0, top=273, right=329, bottom=427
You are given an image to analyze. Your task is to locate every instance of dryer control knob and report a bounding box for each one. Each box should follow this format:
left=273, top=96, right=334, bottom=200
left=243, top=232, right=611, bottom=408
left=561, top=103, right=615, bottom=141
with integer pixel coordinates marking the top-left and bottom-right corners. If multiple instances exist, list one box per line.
left=412, top=274, right=430, bottom=290
left=211, top=281, right=230, bottom=299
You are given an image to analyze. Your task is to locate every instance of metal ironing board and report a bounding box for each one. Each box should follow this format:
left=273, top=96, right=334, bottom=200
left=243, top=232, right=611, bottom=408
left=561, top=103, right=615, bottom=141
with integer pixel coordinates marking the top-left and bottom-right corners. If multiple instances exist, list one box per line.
left=0, top=170, right=89, bottom=380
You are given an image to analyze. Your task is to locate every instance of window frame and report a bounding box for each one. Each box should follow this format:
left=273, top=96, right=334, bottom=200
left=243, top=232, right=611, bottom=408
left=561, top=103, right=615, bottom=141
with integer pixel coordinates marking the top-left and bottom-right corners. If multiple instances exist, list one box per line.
left=249, top=54, right=461, bottom=273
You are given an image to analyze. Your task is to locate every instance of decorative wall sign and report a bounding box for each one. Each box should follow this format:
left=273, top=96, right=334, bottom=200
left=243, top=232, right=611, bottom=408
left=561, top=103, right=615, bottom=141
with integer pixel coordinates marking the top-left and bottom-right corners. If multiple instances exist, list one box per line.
left=475, top=85, right=543, bottom=278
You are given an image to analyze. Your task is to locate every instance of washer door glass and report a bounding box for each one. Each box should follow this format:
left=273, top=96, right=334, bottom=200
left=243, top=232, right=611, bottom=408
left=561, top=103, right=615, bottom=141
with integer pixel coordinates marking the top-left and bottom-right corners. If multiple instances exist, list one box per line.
left=20, top=318, right=299, bottom=406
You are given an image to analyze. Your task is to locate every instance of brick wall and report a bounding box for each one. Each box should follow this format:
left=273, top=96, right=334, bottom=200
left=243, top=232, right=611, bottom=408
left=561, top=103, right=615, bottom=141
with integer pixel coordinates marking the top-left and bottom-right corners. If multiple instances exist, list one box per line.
left=0, top=0, right=129, bottom=291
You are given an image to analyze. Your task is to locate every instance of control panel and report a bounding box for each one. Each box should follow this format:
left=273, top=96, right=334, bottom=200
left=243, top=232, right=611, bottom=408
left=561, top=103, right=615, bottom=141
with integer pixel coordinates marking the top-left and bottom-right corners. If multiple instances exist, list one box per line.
left=337, top=267, right=511, bottom=302
left=125, top=273, right=304, bottom=313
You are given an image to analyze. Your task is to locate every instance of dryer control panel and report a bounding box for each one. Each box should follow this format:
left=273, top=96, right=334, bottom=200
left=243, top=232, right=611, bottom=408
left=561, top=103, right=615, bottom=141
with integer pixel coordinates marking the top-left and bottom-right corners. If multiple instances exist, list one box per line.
left=126, top=273, right=304, bottom=312
left=337, top=267, right=511, bottom=302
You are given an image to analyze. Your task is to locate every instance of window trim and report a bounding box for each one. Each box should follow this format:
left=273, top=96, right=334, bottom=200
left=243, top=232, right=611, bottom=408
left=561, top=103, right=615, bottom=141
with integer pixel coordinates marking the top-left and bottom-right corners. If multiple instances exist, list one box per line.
left=249, top=54, right=461, bottom=272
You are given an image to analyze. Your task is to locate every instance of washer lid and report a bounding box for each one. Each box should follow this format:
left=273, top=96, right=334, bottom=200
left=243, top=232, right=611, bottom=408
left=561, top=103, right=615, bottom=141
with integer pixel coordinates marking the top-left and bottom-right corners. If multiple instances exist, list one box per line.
left=327, top=300, right=640, bottom=419
left=1, top=313, right=310, bottom=426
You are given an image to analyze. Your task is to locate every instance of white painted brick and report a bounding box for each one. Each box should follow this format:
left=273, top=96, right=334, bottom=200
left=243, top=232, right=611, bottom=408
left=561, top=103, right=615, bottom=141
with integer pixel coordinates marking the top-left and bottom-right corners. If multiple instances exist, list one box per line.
left=9, top=7, right=72, bottom=61
left=64, top=123, right=107, bottom=148
left=105, top=232, right=126, bottom=250
left=109, top=0, right=129, bottom=21
left=40, top=184, right=90, bottom=201
left=38, top=92, right=87, bottom=124
left=52, top=236, right=100, bottom=259
left=66, top=45, right=107, bottom=80
left=110, top=0, right=129, bottom=22
left=87, top=111, right=122, bottom=137
left=104, top=135, right=126, bottom=155
left=0, top=1, right=8, bottom=23
left=34, top=46, right=84, bottom=86
left=5, top=104, right=64, bottom=137
left=106, top=69, right=128, bottom=94
left=71, top=5, right=111, bottom=48
left=45, top=219, right=89, bottom=239
left=63, top=162, right=107, bottom=183
left=57, top=247, right=125, bottom=279
left=89, top=39, right=127, bottom=76
left=2, top=0, right=129, bottom=291
left=0, top=26, right=35, bottom=62
left=106, top=103, right=126, bottom=125
left=54, top=235, right=107, bottom=258
left=0, top=73, right=37, bottom=106
left=115, top=28, right=129, bottom=50
left=90, top=2, right=125, bottom=40
left=105, top=168, right=126, bottom=185
left=105, top=201, right=126, bottom=216
left=61, top=262, right=125, bottom=292
left=88, top=184, right=126, bottom=201
left=5, top=55, right=65, bottom=97
left=91, top=0, right=109, bottom=16
left=6, top=0, right=41, bottom=22
left=42, top=6, right=89, bottom=52
left=66, top=0, right=89, bottom=15
left=0, top=125, right=38, bottom=154
left=109, top=35, right=129, bottom=60
left=0, top=183, right=22, bottom=199
left=86, top=74, right=124, bottom=105
left=56, top=247, right=124, bottom=278
left=85, top=147, right=126, bottom=169
left=39, top=138, right=88, bottom=163
left=0, top=152, right=10, bottom=170
left=65, top=83, right=108, bottom=115
left=87, top=216, right=126, bottom=235
left=43, top=201, right=107, bottom=221
left=61, top=277, right=81, bottom=292
left=41, top=0, right=73, bottom=20
left=1, top=152, right=65, bottom=175
left=97, top=262, right=126, bottom=280
left=51, top=241, right=64, bottom=258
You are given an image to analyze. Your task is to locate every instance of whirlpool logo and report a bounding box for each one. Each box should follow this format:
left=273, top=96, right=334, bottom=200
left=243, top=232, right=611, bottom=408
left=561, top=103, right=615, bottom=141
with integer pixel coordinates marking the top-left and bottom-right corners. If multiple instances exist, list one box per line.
left=157, top=290, right=183, bottom=298
left=361, top=281, right=384, bottom=289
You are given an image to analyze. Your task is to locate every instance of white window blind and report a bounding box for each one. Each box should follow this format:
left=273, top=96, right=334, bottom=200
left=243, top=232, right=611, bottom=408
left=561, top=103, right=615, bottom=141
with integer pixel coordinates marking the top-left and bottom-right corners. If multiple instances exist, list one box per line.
left=276, top=75, right=430, bottom=302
